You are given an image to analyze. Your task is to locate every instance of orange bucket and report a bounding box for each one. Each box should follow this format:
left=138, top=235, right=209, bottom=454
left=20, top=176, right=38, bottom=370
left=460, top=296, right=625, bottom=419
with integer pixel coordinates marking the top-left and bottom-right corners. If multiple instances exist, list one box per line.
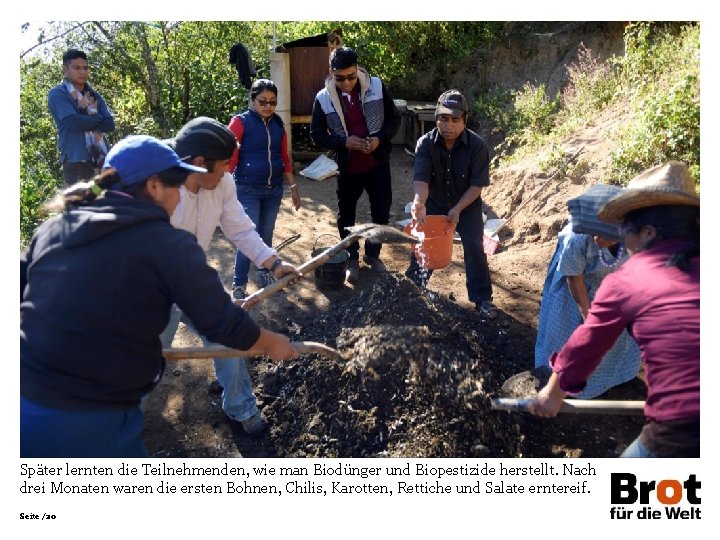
left=404, top=215, right=456, bottom=270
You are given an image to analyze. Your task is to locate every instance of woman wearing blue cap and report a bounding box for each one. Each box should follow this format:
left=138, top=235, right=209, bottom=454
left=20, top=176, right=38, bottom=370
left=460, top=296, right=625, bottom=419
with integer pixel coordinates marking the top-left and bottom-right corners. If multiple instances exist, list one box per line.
left=20, top=135, right=299, bottom=458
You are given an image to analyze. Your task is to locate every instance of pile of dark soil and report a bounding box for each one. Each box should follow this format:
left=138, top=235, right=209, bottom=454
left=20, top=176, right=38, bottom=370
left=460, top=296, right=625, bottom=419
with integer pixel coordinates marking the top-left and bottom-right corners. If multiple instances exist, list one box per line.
left=143, top=148, right=648, bottom=459
left=254, top=273, right=525, bottom=457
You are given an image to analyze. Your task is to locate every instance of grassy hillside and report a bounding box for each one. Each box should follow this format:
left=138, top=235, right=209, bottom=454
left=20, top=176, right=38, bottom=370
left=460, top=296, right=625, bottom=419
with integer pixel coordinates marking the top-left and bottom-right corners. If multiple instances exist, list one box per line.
left=475, top=22, right=699, bottom=187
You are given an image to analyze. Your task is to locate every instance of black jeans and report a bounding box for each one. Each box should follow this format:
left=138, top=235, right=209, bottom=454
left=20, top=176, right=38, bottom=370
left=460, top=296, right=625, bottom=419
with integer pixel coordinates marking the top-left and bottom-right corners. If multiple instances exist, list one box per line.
left=405, top=203, right=493, bottom=303
left=336, top=161, right=392, bottom=260
left=62, top=161, right=96, bottom=186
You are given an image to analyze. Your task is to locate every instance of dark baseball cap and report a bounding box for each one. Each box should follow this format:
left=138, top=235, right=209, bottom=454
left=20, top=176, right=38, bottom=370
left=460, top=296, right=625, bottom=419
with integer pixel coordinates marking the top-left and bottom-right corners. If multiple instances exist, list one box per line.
left=165, top=116, right=238, bottom=162
left=435, top=90, right=468, bottom=118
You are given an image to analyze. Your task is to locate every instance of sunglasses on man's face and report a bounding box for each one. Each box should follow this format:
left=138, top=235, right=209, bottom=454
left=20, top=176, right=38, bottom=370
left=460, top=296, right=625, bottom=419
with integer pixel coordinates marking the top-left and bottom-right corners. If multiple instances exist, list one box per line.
left=333, top=72, right=357, bottom=83
left=256, top=98, right=277, bottom=107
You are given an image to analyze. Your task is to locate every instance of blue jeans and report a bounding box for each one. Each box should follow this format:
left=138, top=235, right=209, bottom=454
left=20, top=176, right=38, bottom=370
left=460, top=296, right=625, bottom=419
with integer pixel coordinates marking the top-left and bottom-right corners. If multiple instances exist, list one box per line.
left=160, top=305, right=260, bottom=422
left=405, top=203, right=493, bottom=303
left=21, top=396, right=147, bottom=457
left=233, top=184, right=283, bottom=287
left=621, top=436, right=658, bottom=458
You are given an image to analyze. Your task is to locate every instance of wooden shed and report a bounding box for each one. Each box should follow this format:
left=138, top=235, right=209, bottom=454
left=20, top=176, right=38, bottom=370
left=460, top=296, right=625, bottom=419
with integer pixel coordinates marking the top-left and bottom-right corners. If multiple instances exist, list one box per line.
left=279, top=33, right=335, bottom=122
left=287, top=46, right=329, bottom=120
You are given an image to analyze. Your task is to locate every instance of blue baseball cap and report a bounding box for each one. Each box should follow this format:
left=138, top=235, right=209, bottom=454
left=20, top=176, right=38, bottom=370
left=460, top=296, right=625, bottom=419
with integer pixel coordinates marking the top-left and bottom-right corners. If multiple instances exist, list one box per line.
left=103, top=135, right=206, bottom=186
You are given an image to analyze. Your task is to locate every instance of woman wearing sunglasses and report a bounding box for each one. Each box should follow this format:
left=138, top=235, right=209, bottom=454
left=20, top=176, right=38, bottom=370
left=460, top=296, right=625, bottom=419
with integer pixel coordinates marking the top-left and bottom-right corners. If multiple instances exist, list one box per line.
left=227, top=79, right=301, bottom=299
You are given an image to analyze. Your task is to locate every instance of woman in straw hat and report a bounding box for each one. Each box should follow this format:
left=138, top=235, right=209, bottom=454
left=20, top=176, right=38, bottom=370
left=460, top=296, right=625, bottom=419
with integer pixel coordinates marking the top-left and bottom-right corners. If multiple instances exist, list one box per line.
left=20, top=135, right=299, bottom=458
left=528, top=161, right=699, bottom=457
left=534, top=184, right=641, bottom=399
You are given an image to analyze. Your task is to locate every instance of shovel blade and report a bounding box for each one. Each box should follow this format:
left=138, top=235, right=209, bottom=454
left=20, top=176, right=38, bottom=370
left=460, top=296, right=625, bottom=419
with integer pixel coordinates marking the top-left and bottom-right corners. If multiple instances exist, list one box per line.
left=345, top=223, right=417, bottom=244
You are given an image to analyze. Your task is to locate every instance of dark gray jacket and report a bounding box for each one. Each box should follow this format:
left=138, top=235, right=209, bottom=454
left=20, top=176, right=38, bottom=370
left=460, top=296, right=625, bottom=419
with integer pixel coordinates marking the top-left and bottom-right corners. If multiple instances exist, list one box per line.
left=21, top=193, right=260, bottom=411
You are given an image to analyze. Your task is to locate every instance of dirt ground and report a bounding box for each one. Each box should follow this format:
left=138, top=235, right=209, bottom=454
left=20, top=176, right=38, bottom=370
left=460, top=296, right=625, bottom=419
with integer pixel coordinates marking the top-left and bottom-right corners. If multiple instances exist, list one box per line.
left=143, top=129, right=647, bottom=458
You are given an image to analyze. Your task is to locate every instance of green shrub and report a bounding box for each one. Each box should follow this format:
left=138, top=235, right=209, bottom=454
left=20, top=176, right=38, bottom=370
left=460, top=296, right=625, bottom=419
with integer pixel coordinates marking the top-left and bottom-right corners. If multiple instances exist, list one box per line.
left=490, top=83, right=559, bottom=163
left=511, top=83, right=558, bottom=137
left=608, top=73, right=699, bottom=184
left=561, top=42, right=617, bottom=117
left=606, top=23, right=699, bottom=186
left=472, top=86, right=514, bottom=133
left=20, top=57, right=63, bottom=246
left=486, top=22, right=699, bottom=189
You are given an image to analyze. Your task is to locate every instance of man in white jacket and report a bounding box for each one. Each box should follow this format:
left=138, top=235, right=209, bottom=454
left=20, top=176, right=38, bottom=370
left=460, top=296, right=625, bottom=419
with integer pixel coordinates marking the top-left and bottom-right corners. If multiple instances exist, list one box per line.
left=160, top=117, right=299, bottom=434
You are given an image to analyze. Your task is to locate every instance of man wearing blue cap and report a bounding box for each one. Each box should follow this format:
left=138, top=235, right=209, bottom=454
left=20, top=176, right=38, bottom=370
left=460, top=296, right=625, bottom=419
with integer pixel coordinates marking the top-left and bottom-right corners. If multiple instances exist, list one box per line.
left=161, top=117, right=300, bottom=434
left=20, top=135, right=299, bottom=457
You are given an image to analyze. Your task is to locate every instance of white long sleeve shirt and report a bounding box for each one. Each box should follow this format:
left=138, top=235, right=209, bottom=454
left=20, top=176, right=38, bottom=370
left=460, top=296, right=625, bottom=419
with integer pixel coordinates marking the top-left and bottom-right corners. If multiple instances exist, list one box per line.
left=170, top=172, right=276, bottom=266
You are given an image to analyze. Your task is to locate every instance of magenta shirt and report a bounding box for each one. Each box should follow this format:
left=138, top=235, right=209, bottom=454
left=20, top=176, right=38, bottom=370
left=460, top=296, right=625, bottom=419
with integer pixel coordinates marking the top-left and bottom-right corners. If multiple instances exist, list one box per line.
left=340, top=85, right=378, bottom=174
left=550, top=238, right=699, bottom=422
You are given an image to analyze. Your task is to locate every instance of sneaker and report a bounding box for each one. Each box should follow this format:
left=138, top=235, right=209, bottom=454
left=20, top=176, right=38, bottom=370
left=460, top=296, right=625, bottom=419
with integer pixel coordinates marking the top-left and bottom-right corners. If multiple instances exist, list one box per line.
left=256, top=269, right=274, bottom=288
left=346, top=259, right=360, bottom=283
left=240, top=411, right=268, bottom=434
left=476, top=300, right=498, bottom=320
left=232, top=285, right=247, bottom=301
left=362, top=255, right=388, bottom=273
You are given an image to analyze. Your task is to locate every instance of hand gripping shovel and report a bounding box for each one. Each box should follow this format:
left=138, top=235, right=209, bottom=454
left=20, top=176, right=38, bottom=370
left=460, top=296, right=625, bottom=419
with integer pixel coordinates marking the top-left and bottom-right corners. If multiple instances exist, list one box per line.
left=164, top=341, right=344, bottom=361
left=492, top=366, right=645, bottom=415
left=241, top=223, right=417, bottom=308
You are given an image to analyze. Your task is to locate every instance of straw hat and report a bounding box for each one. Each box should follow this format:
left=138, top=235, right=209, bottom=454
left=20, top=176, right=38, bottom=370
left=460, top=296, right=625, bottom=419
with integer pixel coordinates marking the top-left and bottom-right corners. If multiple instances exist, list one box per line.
left=598, top=161, right=699, bottom=223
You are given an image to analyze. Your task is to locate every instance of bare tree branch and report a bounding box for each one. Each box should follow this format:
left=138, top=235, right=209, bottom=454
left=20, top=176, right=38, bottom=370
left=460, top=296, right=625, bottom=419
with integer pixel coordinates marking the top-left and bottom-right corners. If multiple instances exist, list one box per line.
left=85, top=21, right=148, bottom=95
left=135, top=23, right=170, bottom=135
left=20, top=22, right=88, bottom=59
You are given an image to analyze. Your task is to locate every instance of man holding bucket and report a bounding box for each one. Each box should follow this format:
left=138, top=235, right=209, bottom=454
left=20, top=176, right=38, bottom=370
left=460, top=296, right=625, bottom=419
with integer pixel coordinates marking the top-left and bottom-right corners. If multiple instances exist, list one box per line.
left=405, top=90, right=497, bottom=320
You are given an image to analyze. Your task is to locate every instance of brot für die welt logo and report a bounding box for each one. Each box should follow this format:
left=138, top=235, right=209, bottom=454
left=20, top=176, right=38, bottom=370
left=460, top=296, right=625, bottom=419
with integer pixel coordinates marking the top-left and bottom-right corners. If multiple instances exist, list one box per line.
left=610, top=473, right=701, bottom=520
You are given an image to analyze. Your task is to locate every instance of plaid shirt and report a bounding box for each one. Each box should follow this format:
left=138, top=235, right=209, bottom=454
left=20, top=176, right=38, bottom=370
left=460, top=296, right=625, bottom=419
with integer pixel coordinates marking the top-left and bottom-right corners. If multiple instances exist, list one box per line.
left=567, top=184, right=624, bottom=241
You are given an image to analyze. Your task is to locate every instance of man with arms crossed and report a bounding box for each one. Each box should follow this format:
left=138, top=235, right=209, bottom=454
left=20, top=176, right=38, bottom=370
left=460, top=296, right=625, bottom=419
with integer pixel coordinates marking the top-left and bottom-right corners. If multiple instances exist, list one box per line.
left=48, top=48, right=115, bottom=184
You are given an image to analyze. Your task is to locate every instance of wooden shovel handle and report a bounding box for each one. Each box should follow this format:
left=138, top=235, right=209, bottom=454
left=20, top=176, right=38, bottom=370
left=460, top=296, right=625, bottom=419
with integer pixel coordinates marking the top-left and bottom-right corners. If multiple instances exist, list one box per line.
left=491, top=397, right=645, bottom=415
left=243, top=237, right=356, bottom=307
left=163, top=341, right=343, bottom=361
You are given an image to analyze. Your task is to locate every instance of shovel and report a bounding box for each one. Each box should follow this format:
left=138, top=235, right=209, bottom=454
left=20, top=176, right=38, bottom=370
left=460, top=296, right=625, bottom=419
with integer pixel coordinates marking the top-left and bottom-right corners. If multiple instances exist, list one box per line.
left=241, top=223, right=417, bottom=308
left=483, top=146, right=585, bottom=255
left=491, top=397, right=645, bottom=415
left=164, top=341, right=344, bottom=361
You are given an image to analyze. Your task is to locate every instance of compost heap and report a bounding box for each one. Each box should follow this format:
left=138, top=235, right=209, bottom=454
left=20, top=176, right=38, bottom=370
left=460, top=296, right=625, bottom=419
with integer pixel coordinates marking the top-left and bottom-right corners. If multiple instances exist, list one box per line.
left=258, top=272, right=524, bottom=457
